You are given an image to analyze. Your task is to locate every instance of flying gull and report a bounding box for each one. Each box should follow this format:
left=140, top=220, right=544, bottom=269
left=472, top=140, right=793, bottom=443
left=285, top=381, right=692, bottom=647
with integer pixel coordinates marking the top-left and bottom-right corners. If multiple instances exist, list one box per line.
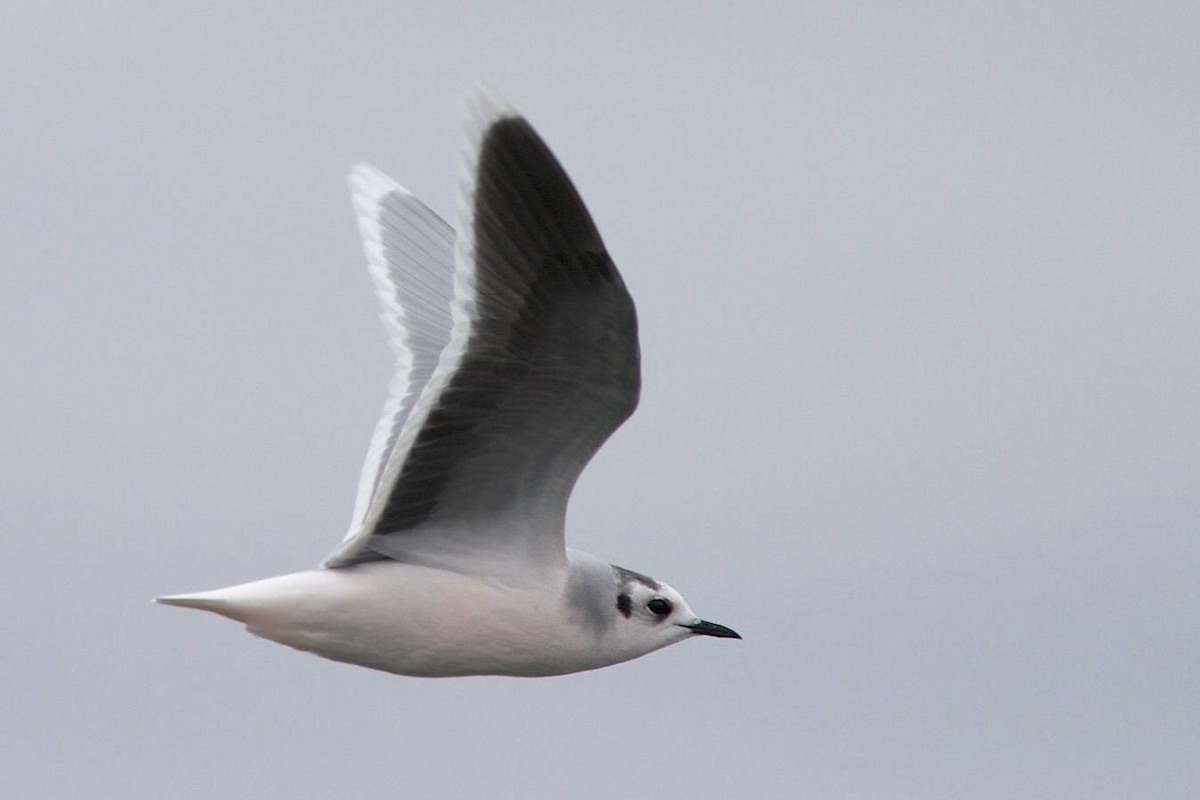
left=157, top=87, right=740, bottom=677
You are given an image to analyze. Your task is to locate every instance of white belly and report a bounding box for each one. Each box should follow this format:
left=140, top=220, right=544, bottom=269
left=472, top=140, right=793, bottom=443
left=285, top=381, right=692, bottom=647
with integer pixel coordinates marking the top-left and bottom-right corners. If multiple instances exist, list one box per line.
left=184, top=561, right=616, bottom=677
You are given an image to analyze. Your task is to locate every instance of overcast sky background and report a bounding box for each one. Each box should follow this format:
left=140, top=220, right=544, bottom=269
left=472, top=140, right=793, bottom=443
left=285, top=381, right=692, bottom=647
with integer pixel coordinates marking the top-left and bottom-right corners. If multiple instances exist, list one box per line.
left=4, top=3, right=1198, bottom=798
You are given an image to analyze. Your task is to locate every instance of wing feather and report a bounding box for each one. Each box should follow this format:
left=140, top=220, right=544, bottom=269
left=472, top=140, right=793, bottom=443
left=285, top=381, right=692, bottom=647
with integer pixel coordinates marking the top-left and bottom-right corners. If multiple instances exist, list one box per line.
left=340, top=164, right=456, bottom=543
left=325, top=89, right=639, bottom=579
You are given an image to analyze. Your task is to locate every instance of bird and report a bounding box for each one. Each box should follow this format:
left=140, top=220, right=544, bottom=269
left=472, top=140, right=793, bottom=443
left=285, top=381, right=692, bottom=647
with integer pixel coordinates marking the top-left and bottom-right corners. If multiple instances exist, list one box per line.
left=156, top=87, right=740, bottom=677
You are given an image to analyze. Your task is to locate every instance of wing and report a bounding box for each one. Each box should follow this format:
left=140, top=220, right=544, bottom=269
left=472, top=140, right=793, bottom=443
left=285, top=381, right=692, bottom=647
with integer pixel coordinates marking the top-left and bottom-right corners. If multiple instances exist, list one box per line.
left=339, top=164, right=457, bottom=546
left=324, top=88, right=640, bottom=579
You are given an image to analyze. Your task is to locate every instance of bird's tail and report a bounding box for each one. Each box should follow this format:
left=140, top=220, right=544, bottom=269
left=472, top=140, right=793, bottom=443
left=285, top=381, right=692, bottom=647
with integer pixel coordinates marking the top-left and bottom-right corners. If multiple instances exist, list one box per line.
left=154, top=590, right=242, bottom=619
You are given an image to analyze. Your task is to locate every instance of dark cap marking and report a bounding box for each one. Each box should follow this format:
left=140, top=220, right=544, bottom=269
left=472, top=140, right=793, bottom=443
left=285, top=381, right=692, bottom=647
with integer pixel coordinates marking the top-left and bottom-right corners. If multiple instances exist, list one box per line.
left=612, top=565, right=660, bottom=591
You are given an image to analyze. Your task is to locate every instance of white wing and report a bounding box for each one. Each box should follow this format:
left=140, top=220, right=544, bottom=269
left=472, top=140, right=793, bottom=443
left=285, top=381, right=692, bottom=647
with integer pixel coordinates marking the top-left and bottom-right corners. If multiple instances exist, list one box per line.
left=340, top=164, right=456, bottom=543
left=324, top=88, right=639, bottom=580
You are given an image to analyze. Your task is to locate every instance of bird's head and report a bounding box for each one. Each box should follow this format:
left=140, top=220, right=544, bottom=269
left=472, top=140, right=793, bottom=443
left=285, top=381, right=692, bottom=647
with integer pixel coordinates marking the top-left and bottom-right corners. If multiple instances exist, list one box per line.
left=610, top=565, right=741, bottom=654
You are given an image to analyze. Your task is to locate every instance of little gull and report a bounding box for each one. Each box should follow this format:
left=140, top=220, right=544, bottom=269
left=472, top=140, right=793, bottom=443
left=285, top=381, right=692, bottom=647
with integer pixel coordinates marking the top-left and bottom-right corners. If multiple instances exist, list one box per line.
left=157, top=87, right=740, bottom=677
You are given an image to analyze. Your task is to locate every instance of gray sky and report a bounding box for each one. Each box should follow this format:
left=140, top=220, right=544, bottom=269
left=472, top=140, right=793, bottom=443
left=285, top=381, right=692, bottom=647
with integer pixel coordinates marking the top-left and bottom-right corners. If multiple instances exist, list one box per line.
left=4, top=2, right=1198, bottom=798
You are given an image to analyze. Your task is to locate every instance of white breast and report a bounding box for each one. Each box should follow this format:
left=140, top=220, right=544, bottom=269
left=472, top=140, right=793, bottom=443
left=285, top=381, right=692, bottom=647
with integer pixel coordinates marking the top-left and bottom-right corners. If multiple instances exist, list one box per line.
left=175, top=562, right=620, bottom=677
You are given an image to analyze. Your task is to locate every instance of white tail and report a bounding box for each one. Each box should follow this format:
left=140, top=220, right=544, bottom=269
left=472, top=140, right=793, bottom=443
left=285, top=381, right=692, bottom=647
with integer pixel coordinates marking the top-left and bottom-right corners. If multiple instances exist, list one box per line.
left=154, top=590, right=245, bottom=621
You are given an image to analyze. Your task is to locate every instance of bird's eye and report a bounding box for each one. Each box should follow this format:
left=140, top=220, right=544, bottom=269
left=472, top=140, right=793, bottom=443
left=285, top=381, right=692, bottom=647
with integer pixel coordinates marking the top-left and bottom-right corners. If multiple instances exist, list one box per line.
left=646, top=598, right=672, bottom=617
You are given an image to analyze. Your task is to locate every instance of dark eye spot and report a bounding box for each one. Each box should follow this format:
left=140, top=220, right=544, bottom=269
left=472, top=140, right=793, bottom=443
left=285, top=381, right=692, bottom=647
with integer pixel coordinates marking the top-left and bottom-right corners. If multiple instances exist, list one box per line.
left=616, top=593, right=632, bottom=618
left=647, top=598, right=672, bottom=617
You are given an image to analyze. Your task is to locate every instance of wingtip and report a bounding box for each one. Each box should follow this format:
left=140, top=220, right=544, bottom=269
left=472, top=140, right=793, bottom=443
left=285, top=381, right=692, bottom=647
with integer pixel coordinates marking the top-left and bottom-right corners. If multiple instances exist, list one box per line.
left=353, top=84, right=520, bottom=201
left=348, top=162, right=411, bottom=200
left=348, top=161, right=384, bottom=181
left=464, top=83, right=522, bottom=131
left=456, top=84, right=527, bottom=232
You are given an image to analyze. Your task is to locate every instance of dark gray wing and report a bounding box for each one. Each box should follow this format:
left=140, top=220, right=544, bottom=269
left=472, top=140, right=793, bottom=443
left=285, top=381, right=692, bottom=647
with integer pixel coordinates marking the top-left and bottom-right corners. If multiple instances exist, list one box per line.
left=324, top=88, right=639, bottom=579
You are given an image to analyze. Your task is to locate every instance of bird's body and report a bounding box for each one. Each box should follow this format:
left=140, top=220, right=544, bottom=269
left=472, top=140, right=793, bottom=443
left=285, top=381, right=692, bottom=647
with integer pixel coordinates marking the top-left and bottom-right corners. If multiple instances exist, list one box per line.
left=161, top=551, right=692, bottom=677
left=158, top=87, right=739, bottom=677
